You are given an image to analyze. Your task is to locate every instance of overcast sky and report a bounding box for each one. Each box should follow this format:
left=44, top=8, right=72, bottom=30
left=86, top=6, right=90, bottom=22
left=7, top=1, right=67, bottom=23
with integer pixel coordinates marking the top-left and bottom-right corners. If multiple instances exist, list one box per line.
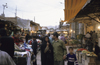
left=0, top=0, right=64, bottom=28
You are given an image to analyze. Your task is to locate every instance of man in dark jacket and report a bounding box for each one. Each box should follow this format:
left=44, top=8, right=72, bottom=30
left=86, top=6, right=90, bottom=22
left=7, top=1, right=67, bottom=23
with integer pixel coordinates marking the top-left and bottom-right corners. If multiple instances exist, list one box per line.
left=86, top=38, right=93, bottom=52
left=32, top=36, right=37, bottom=65
left=0, top=28, right=14, bottom=58
left=25, top=33, right=29, bottom=43
left=94, top=42, right=100, bottom=55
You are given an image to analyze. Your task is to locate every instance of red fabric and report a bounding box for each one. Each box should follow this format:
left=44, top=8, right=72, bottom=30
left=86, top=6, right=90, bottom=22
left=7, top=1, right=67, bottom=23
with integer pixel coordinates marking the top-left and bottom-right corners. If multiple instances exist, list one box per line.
left=77, top=48, right=88, bottom=51
left=29, top=40, right=32, bottom=45
left=13, top=37, right=24, bottom=46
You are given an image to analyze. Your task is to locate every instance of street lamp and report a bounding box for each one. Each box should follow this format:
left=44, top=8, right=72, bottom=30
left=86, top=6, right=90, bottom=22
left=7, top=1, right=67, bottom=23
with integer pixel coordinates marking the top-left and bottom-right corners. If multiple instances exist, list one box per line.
left=70, top=30, right=72, bottom=32
left=2, top=3, right=8, bottom=17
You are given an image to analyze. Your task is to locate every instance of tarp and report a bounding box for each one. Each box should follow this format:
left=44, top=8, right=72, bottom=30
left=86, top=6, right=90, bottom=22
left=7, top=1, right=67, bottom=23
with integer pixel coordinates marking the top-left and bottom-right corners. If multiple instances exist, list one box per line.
left=64, top=0, right=87, bottom=22
left=17, top=18, right=31, bottom=30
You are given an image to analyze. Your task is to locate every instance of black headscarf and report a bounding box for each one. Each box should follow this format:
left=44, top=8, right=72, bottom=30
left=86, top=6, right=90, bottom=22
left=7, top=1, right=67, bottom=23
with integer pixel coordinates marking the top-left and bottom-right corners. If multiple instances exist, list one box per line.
left=0, top=28, right=7, bottom=37
left=42, top=36, right=51, bottom=47
left=41, top=36, right=54, bottom=65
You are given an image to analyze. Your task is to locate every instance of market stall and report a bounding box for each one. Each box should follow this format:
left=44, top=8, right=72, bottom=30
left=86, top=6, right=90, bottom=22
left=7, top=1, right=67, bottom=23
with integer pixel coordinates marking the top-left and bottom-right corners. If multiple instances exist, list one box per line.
left=14, top=43, right=33, bottom=65
left=76, top=48, right=97, bottom=65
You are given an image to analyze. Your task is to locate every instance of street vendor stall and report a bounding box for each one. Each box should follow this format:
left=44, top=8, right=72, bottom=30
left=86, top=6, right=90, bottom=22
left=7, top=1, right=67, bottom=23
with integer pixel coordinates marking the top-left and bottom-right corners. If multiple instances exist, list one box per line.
left=76, top=48, right=97, bottom=65
left=14, top=43, right=33, bottom=65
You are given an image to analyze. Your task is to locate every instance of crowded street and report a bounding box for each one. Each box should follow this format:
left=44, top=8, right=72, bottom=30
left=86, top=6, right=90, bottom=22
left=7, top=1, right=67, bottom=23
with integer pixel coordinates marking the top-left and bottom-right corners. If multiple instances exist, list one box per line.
left=0, top=0, right=100, bottom=65
left=36, top=47, right=83, bottom=65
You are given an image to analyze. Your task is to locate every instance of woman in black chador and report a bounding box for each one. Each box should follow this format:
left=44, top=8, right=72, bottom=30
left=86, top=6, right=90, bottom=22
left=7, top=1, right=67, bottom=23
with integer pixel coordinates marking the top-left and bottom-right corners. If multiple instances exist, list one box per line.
left=41, top=36, right=54, bottom=65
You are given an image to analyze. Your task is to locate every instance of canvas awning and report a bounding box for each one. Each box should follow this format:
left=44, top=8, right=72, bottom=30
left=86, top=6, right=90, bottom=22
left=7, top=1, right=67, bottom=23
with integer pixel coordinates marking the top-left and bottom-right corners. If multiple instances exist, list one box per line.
left=17, top=17, right=31, bottom=30
left=64, top=0, right=87, bottom=23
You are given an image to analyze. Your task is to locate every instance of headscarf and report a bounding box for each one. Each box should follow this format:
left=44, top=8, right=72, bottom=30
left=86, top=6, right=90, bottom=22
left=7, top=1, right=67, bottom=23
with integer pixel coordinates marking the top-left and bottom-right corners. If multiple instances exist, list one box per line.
left=42, top=36, right=51, bottom=47
left=0, top=28, right=7, bottom=37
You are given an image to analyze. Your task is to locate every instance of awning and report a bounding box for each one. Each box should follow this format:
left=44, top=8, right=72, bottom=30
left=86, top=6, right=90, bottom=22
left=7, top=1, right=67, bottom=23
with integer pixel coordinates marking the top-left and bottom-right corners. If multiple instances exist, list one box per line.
left=17, top=17, right=31, bottom=30
left=74, top=0, right=100, bottom=24
left=64, top=0, right=87, bottom=22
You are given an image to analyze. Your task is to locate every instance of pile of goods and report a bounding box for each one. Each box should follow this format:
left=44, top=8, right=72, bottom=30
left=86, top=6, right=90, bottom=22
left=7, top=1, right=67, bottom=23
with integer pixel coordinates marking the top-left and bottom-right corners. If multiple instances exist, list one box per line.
left=81, top=50, right=97, bottom=57
left=82, top=50, right=89, bottom=53
left=77, top=34, right=84, bottom=39
left=86, top=52, right=97, bottom=57
left=71, top=40, right=80, bottom=45
left=77, top=48, right=88, bottom=52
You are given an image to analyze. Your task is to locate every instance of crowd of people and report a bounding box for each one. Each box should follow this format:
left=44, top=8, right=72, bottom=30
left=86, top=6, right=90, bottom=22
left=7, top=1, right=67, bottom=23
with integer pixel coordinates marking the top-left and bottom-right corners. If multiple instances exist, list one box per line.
left=40, top=32, right=78, bottom=65
left=0, top=28, right=80, bottom=65
left=84, top=31, right=100, bottom=57
left=84, top=31, right=97, bottom=51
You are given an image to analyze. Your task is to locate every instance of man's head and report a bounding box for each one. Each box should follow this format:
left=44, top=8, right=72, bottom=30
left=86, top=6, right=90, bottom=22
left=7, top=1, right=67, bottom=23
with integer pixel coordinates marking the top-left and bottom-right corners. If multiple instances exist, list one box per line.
left=48, top=33, right=50, bottom=37
left=14, top=32, right=20, bottom=38
left=69, top=47, right=73, bottom=54
left=95, top=42, right=98, bottom=45
left=94, top=31, right=95, bottom=33
left=0, top=28, right=7, bottom=37
left=53, top=32, right=59, bottom=39
left=32, top=36, right=37, bottom=41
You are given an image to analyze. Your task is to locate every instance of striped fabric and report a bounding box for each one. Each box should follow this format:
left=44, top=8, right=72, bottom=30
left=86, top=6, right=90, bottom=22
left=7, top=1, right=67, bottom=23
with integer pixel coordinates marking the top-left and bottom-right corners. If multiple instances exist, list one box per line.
left=66, top=53, right=78, bottom=65
left=0, top=50, right=16, bottom=65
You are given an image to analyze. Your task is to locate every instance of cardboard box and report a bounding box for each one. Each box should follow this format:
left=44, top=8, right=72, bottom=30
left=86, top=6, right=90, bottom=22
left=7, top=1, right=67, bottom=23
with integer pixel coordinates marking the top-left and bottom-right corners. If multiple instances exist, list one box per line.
left=87, top=57, right=96, bottom=63
left=88, top=63, right=96, bottom=65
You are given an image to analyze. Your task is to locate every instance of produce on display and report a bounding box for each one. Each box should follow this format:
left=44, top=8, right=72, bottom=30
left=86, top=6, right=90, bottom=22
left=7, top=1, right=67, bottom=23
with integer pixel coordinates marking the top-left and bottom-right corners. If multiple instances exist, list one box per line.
left=77, top=48, right=88, bottom=51
left=82, top=50, right=89, bottom=53
left=71, top=40, right=80, bottom=44
left=86, top=52, right=97, bottom=57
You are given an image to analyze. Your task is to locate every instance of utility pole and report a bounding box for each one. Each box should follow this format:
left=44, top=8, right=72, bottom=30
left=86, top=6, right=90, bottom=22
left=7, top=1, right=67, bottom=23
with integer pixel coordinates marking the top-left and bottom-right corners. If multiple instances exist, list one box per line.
left=15, top=6, right=17, bottom=17
left=2, top=3, right=8, bottom=17
left=34, top=16, right=35, bottom=22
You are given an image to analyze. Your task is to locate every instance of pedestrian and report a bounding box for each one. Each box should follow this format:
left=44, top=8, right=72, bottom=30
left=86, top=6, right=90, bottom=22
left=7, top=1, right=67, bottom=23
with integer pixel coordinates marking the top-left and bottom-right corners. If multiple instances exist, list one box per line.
left=90, top=31, right=93, bottom=36
left=66, top=47, right=78, bottom=65
left=85, top=32, right=91, bottom=39
left=41, top=36, right=54, bottom=65
left=0, top=28, right=14, bottom=58
left=32, top=36, right=38, bottom=65
left=25, top=33, right=29, bottom=43
left=52, top=32, right=67, bottom=65
left=94, top=42, right=100, bottom=55
left=86, top=38, right=93, bottom=52
left=48, top=33, right=53, bottom=44
left=13, top=32, right=23, bottom=46
left=92, top=31, right=97, bottom=44
left=0, top=49, right=16, bottom=65
left=60, top=34, right=66, bottom=43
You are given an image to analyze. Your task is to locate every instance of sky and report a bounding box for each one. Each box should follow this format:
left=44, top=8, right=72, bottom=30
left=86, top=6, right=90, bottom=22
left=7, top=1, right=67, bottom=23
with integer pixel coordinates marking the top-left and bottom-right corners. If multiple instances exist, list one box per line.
left=0, top=0, right=65, bottom=28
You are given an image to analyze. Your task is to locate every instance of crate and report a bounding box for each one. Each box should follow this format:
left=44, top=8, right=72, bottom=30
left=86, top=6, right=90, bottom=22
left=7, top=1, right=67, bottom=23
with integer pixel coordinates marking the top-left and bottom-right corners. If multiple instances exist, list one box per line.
left=82, top=53, right=86, bottom=60
left=88, top=63, right=96, bottom=65
left=87, top=56, right=96, bottom=63
left=79, top=52, right=82, bottom=63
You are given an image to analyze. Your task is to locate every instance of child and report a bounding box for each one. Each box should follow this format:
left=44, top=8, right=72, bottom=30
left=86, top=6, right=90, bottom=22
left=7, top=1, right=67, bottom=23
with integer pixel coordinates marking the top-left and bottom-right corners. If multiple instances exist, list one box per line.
left=66, top=47, right=78, bottom=65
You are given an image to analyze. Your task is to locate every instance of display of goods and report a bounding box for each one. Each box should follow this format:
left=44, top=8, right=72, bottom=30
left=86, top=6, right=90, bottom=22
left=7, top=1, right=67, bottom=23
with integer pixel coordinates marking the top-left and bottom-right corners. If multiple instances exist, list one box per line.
left=77, top=34, right=83, bottom=39
left=77, top=48, right=88, bottom=51
left=86, top=52, right=97, bottom=57
left=71, top=40, right=80, bottom=44
left=82, top=50, right=89, bottom=53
